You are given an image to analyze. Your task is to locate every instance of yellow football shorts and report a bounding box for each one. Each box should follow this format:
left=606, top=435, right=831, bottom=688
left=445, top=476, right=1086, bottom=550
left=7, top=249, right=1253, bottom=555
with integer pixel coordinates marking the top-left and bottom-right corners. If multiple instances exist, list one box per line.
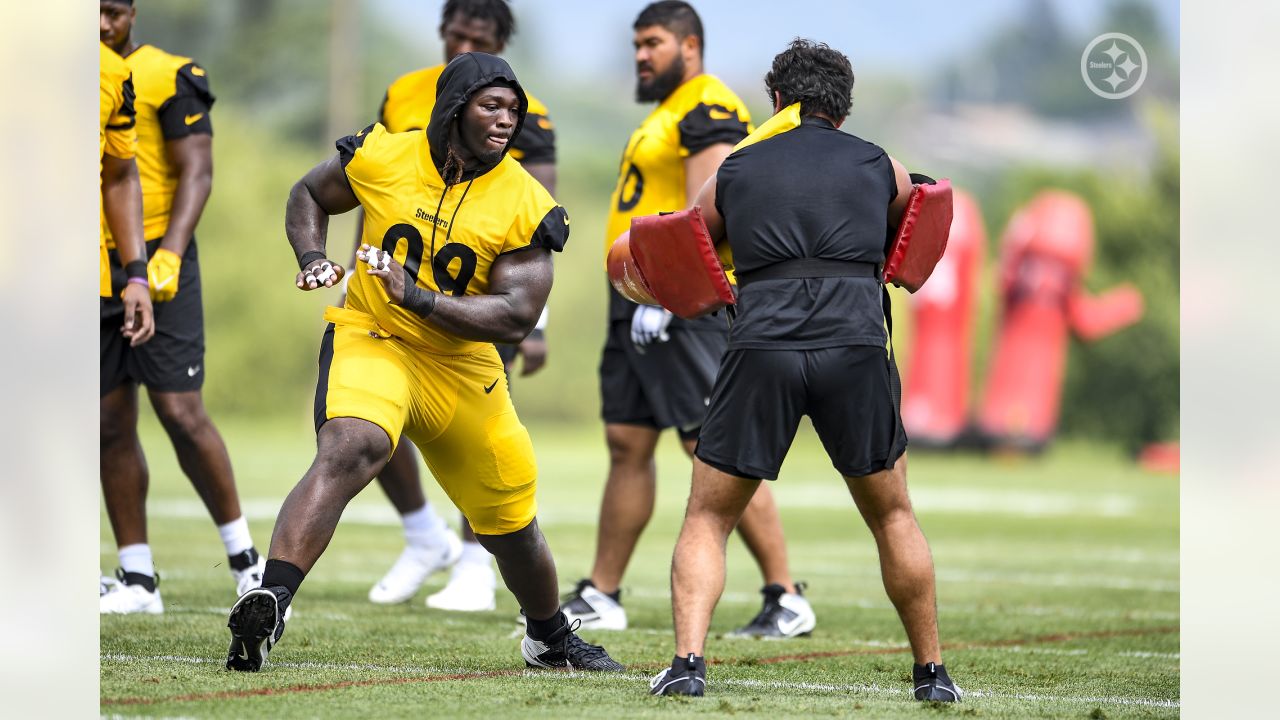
left=314, top=307, right=537, bottom=535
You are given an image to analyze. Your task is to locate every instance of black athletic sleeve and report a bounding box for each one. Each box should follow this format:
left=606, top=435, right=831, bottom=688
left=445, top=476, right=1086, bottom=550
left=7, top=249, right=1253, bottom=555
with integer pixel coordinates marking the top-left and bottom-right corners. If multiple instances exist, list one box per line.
left=335, top=123, right=377, bottom=168
left=713, top=151, right=742, bottom=219
left=678, top=103, right=750, bottom=155
left=513, top=113, right=556, bottom=165
left=512, top=205, right=569, bottom=254
left=157, top=62, right=215, bottom=139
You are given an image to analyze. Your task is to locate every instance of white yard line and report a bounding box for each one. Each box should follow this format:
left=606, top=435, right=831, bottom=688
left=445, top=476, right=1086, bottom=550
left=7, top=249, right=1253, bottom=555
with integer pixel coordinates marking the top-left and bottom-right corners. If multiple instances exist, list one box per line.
left=140, top=484, right=1146, bottom=533
left=102, top=654, right=1180, bottom=710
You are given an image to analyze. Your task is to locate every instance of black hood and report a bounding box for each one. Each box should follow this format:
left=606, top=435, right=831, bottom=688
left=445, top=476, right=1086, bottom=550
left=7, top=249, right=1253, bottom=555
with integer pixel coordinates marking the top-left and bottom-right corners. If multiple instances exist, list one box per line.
left=427, top=52, right=529, bottom=181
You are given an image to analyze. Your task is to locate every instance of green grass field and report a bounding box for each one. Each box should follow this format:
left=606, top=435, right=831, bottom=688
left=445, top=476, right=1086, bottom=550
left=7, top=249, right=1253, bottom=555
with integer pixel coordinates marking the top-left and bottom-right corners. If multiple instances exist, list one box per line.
left=100, top=413, right=1178, bottom=718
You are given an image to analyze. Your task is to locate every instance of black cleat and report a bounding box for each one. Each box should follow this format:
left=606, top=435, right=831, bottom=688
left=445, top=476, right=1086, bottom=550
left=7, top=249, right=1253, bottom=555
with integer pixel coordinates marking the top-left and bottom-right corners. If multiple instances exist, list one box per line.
left=226, top=587, right=287, bottom=672
left=521, top=618, right=625, bottom=671
left=726, top=582, right=816, bottom=639
left=913, top=662, right=962, bottom=702
left=650, top=653, right=706, bottom=696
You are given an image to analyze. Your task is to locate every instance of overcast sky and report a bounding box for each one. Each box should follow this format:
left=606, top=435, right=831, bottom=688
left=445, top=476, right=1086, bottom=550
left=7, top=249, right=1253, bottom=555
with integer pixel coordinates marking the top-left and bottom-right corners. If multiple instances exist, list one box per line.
left=373, top=0, right=1179, bottom=85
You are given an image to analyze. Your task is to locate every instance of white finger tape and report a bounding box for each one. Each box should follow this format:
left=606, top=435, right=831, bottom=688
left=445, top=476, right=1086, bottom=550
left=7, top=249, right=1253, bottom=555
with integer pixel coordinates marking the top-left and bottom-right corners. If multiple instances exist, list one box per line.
left=315, top=263, right=336, bottom=284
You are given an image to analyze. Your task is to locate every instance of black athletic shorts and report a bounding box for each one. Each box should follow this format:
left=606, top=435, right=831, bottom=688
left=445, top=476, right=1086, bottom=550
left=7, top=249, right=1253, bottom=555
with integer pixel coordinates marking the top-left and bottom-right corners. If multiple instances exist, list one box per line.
left=599, top=321, right=726, bottom=440
left=695, top=345, right=907, bottom=480
left=101, top=238, right=205, bottom=397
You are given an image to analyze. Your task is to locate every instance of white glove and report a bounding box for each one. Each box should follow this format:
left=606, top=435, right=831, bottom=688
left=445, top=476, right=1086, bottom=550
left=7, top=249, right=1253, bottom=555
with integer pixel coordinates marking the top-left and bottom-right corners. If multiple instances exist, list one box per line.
left=631, top=304, right=673, bottom=351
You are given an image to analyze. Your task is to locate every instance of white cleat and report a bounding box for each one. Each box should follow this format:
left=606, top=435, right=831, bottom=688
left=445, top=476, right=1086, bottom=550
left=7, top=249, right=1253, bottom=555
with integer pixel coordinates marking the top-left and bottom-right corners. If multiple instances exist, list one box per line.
left=560, top=579, right=628, bottom=631
left=100, top=573, right=163, bottom=615
left=426, top=561, right=497, bottom=612
left=725, top=583, right=817, bottom=639
left=368, top=532, right=463, bottom=604
left=232, top=554, right=267, bottom=597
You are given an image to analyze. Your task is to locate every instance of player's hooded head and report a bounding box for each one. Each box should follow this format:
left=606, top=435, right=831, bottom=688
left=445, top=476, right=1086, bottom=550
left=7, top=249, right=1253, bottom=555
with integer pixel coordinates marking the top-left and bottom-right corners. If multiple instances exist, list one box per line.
left=632, top=1, right=704, bottom=103
left=764, top=39, right=855, bottom=123
left=439, top=0, right=516, bottom=61
left=428, top=52, right=529, bottom=185
left=100, top=0, right=136, bottom=54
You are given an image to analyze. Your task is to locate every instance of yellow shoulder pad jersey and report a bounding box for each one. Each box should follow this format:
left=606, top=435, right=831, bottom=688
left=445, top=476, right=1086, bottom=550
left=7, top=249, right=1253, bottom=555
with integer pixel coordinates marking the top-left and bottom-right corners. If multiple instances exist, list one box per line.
left=105, top=44, right=215, bottom=246
left=379, top=64, right=556, bottom=164
left=100, top=43, right=136, bottom=163
left=100, top=42, right=136, bottom=296
left=604, top=74, right=752, bottom=257
left=337, top=123, right=569, bottom=354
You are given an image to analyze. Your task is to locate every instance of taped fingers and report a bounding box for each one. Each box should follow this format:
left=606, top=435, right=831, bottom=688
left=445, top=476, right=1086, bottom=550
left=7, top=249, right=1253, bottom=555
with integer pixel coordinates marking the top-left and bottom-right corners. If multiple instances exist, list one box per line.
left=356, top=245, right=393, bottom=273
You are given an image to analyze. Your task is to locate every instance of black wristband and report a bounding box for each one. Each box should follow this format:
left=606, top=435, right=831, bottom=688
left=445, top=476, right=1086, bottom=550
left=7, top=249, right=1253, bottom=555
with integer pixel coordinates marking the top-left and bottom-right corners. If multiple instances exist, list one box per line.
left=125, top=260, right=148, bottom=280
left=527, top=328, right=545, bottom=341
left=399, top=267, right=438, bottom=319
left=298, top=250, right=327, bottom=271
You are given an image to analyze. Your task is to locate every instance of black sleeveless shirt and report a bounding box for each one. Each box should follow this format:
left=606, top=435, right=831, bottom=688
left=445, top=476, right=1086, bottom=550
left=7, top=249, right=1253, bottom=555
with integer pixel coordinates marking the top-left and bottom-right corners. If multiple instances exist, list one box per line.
left=715, top=117, right=897, bottom=349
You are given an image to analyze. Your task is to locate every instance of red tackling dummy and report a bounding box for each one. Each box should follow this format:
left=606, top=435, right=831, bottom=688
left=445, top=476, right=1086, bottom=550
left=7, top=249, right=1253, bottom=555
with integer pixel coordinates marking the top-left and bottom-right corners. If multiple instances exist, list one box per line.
left=613, top=207, right=736, bottom=319
left=883, top=177, right=954, bottom=293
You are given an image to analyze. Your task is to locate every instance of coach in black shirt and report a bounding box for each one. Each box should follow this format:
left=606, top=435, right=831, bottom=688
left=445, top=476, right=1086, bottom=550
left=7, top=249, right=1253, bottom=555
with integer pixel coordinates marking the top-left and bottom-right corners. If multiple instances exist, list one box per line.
left=649, top=40, right=960, bottom=701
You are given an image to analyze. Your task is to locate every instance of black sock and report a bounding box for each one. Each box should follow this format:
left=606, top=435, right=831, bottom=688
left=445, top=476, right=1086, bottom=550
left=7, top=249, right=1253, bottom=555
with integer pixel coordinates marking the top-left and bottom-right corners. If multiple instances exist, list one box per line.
left=606, top=588, right=622, bottom=603
left=913, top=662, right=950, bottom=683
left=228, top=547, right=260, bottom=572
left=262, top=558, right=306, bottom=601
left=673, top=653, right=705, bottom=675
left=525, top=610, right=568, bottom=641
left=120, top=571, right=156, bottom=593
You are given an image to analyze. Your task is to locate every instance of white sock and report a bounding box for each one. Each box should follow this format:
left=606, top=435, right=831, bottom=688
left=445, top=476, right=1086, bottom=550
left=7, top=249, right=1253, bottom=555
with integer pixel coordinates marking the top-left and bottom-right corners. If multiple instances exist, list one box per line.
left=217, top=516, right=254, bottom=557
left=118, top=543, right=154, bottom=578
left=402, top=504, right=447, bottom=548
left=457, top=541, right=491, bottom=568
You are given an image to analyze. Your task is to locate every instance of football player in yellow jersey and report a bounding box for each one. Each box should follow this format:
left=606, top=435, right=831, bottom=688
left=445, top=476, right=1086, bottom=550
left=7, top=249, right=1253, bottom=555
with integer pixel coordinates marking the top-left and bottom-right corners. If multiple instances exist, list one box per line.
left=225, top=53, right=623, bottom=675
left=565, top=1, right=817, bottom=638
left=362, top=0, right=558, bottom=614
left=100, top=36, right=159, bottom=608
left=99, top=40, right=154, bottom=344
left=99, top=0, right=266, bottom=615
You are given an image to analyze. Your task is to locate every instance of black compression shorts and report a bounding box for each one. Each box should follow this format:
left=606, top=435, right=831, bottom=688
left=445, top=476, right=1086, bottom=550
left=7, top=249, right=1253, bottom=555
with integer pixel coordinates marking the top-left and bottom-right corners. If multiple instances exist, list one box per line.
left=695, top=345, right=907, bottom=480
left=599, top=321, right=726, bottom=440
left=101, top=239, right=205, bottom=396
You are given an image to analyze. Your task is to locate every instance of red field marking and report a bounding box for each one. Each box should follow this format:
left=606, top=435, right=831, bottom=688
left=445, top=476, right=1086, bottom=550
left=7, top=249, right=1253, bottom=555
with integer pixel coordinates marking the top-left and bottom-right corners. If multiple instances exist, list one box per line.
left=101, top=625, right=1178, bottom=707
left=102, top=668, right=524, bottom=707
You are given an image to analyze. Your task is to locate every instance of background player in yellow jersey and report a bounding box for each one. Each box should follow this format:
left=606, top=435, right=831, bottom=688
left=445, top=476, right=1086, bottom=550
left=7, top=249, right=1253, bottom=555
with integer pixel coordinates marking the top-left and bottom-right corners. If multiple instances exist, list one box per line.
left=99, top=41, right=154, bottom=349
left=99, top=0, right=266, bottom=614
left=362, top=0, right=559, bottom=614
left=100, top=37, right=158, bottom=602
left=225, top=52, right=622, bottom=675
left=564, top=1, right=817, bottom=638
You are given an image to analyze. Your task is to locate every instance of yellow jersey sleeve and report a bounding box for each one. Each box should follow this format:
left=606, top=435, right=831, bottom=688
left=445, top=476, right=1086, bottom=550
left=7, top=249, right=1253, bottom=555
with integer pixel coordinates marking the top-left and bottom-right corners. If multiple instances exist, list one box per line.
left=156, top=61, right=214, bottom=139
left=100, top=44, right=137, bottom=161
left=674, top=83, right=751, bottom=158
left=503, top=202, right=569, bottom=256
left=336, top=122, right=408, bottom=197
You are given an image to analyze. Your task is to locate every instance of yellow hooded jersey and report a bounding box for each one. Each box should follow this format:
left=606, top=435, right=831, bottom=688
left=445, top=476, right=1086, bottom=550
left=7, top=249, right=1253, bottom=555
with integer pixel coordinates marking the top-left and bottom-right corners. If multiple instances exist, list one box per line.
left=337, top=123, right=568, bottom=354
left=378, top=64, right=556, bottom=164
left=103, top=44, right=215, bottom=247
left=100, top=43, right=136, bottom=296
left=604, top=74, right=751, bottom=256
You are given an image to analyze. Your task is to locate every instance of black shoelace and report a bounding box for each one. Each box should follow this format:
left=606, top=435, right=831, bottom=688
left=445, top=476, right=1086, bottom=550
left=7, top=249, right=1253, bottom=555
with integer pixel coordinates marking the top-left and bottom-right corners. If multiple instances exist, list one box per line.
left=545, top=619, right=612, bottom=667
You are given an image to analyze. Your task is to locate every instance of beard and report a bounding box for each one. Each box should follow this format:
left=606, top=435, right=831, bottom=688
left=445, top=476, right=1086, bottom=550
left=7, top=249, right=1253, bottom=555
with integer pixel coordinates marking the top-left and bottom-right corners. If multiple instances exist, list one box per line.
left=475, top=144, right=505, bottom=166
left=635, top=55, right=686, bottom=102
